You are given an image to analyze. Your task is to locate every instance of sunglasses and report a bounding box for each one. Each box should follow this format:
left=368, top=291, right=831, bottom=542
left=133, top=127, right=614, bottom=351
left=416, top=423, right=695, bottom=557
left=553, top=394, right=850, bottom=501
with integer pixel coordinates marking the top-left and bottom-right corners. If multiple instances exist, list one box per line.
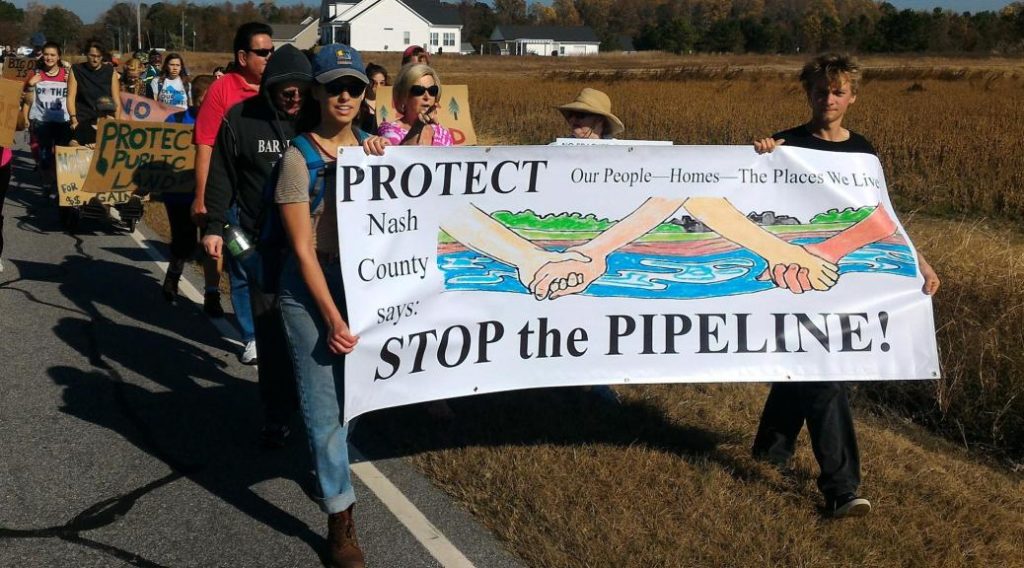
left=409, top=85, right=439, bottom=97
left=324, top=79, right=367, bottom=98
left=246, top=47, right=274, bottom=58
left=279, top=88, right=303, bottom=101
left=564, top=111, right=595, bottom=120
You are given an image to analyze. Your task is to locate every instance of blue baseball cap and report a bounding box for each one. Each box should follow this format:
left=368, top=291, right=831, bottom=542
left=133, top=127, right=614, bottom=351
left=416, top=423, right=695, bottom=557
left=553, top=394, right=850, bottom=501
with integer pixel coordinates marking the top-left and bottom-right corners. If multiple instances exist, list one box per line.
left=313, top=43, right=368, bottom=84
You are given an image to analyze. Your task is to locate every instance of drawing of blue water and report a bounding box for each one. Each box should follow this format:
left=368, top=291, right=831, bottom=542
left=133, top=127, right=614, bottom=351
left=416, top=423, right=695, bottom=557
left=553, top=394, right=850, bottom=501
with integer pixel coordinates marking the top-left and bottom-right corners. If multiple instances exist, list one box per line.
left=438, top=238, right=916, bottom=299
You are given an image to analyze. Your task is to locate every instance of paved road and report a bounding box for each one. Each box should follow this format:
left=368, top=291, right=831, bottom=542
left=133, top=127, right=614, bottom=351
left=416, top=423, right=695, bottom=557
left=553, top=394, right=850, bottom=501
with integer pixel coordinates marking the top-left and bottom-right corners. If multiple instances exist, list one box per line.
left=0, top=136, right=525, bottom=568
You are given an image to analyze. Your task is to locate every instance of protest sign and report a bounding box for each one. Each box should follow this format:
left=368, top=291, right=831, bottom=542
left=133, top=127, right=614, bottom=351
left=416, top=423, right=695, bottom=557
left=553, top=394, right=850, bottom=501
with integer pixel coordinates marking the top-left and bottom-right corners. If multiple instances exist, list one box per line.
left=375, top=85, right=477, bottom=146
left=552, top=138, right=673, bottom=146
left=0, top=78, right=22, bottom=147
left=120, top=92, right=178, bottom=122
left=2, top=56, right=35, bottom=81
left=56, top=146, right=135, bottom=207
left=334, top=145, right=940, bottom=421
left=82, top=118, right=195, bottom=193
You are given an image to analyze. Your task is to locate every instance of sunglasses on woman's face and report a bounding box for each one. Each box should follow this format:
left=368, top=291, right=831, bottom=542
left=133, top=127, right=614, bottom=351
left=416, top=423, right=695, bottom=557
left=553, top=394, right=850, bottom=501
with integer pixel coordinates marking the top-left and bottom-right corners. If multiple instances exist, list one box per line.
left=409, top=85, right=439, bottom=97
left=279, top=88, right=303, bottom=101
left=324, top=78, right=367, bottom=98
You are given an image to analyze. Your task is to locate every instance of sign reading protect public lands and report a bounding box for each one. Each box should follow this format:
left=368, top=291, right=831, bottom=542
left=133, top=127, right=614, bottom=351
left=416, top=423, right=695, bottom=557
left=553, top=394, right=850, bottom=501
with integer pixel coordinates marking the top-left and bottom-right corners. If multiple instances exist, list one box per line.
left=82, top=118, right=195, bottom=194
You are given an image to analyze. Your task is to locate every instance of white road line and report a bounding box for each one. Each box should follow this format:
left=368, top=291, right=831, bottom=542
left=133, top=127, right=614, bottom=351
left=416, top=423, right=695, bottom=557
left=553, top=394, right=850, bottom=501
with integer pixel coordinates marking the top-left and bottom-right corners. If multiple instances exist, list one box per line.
left=126, top=226, right=475, bottom=567
left=127, top=228, right=241, bottom=347
left=350, top=458, right=476, bottom=568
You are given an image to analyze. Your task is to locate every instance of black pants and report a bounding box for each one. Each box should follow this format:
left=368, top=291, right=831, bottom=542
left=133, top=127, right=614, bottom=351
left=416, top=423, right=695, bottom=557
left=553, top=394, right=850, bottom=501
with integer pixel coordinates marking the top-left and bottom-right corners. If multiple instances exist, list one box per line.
left=0, top=158, right=11, bottom=258
left=163, top=200, right=199, bottom=261
left=752, top=382, right=861, bottom=500
left=247, top=272, right=299, bottom=426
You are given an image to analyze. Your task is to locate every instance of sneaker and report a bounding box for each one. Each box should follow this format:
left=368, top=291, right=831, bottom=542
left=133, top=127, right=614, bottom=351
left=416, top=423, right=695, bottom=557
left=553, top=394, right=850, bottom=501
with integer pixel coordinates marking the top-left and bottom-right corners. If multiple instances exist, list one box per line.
left=260, top=423, right=291, bottom=449
left=203, top=291, right=225, bottom=318
left=830, top=493, right=871, bottom=518
left=240, top=340, right=258, bottom=365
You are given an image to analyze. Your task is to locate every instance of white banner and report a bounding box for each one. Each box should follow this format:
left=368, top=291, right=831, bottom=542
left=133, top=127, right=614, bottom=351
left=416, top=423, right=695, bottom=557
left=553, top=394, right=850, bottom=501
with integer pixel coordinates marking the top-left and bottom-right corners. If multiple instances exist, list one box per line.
left=336, top=145, right=940, bottom=421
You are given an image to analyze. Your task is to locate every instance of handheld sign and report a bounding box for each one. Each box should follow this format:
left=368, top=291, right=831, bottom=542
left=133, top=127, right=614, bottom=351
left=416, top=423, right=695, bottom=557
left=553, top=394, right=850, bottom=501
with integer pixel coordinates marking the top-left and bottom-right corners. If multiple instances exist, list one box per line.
left=1, top=56, right=35, bottom=81
left=375, top=84, right=477, bottom=146
left=120, top=92, right=178, bottom=122
left=82, top=118, right=195, bottom=194
left=56, top=146, right=135, bottom=207
left=0, top=78, right=22, bottom=147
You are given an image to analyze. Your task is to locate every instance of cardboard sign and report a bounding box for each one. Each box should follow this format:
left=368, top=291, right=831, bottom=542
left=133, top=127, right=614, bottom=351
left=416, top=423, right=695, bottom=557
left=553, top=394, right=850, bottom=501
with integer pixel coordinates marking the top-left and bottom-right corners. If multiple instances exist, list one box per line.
left=2, top=56, right=35, bottom=81
left=0, top=78, right=22, bottom=147
left=120, top=92, right=179, bottom=122
left=56, top=146, right=136, bottom=206
left=82, top=118, right=195, bottom=194
left=375, top=84, right=477, bottom=146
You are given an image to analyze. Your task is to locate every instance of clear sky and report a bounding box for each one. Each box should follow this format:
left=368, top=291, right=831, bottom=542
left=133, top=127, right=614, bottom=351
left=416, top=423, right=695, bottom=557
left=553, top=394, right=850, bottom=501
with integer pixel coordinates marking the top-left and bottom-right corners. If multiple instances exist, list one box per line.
left=22, top=0, right=1020, bottom=27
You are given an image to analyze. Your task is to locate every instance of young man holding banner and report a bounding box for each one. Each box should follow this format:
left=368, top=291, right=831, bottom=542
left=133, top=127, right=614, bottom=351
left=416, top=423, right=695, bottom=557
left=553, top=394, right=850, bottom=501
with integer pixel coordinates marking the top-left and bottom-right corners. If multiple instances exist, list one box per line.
left=751, top=53, right=940, bottom=518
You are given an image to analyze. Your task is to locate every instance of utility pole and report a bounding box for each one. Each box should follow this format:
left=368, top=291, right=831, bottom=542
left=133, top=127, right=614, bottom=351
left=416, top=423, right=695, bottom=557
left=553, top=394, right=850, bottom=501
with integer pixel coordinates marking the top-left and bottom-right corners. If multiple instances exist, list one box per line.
left=180, top=8, right=184, bottom=51
left=136, top=0, right=142, bottom=51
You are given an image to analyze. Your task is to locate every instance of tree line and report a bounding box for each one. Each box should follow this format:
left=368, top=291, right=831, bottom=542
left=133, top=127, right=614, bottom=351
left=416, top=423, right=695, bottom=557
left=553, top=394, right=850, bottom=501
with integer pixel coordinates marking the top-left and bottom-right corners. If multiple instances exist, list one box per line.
left=0, top=1, right=315, bottom=54
left=474, top=0, right=1024, bottom=54
left=0, top=0, right=1022, bottom=56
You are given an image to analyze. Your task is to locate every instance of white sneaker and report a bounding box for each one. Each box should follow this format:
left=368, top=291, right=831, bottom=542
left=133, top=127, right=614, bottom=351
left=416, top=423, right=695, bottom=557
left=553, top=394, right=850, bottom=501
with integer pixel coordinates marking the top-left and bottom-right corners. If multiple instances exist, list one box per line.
left=240, top=340, right=258, bottom=365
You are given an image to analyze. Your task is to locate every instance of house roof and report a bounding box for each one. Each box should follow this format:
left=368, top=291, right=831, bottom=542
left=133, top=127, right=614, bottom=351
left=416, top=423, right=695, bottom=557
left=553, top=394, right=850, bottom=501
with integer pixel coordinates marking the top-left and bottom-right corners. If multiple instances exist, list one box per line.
left=272, top=18, right=319, bottom=41
left=490, top=25, right=600, bottom=43
left=403, top=0, right=461, bottom=26
left=327, top=0, right=461, bottom=26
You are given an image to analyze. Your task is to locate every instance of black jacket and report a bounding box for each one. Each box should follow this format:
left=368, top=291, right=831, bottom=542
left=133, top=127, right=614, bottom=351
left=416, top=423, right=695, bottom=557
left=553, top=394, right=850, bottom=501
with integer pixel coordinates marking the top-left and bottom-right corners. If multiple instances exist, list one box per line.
left=205, top=45, right=312, bottom=238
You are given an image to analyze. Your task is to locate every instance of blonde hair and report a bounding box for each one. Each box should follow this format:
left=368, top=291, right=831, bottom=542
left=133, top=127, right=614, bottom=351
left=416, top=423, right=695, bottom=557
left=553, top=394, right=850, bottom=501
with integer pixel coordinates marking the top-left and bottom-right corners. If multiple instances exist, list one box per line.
left=124, top=58, right=143, bottom=74
left=392, top=63, right=442, bottom=113
left=800, top=52, right=862, bottom=95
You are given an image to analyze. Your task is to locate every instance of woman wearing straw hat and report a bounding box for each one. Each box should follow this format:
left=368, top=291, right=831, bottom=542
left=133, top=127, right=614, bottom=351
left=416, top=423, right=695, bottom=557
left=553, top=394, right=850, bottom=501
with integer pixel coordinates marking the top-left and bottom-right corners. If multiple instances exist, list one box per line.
left=557, top=87, right=624, bottom=140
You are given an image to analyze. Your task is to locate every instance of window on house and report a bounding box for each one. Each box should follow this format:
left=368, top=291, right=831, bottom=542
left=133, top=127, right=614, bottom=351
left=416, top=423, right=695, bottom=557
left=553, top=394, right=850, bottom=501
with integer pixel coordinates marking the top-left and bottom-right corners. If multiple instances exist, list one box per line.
left=404, top=31, right=410, bottom=45
left=430, top=32, right=439, bottom=46
left=443, top=32, right=455, bottom=47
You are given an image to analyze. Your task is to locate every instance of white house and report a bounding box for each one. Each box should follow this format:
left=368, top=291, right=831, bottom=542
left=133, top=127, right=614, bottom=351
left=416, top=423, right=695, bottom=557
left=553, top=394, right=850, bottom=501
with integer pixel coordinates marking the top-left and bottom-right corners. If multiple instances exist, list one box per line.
left=489, top=25, right=600, bottom=56
left=272, top=16, right=321, bottom=51
left=320, top=0, right=463, bottom=54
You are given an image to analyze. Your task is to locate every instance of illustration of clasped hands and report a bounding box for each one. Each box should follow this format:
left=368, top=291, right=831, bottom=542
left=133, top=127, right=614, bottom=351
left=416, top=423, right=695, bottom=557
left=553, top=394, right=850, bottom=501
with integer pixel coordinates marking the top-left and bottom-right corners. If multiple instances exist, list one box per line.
left=439, top=197, right=899, bottom=301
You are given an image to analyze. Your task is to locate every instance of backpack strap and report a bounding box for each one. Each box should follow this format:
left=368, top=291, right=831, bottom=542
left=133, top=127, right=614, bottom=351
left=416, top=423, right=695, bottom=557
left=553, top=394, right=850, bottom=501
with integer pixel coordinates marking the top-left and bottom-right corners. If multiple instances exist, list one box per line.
left=291, top=134, right=328, bottom=212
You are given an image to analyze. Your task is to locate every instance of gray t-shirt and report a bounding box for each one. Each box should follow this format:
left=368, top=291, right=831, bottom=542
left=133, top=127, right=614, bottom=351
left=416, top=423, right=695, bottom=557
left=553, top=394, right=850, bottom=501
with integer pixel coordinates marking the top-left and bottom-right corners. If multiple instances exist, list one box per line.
left=273, top=143, right=338, bottom=257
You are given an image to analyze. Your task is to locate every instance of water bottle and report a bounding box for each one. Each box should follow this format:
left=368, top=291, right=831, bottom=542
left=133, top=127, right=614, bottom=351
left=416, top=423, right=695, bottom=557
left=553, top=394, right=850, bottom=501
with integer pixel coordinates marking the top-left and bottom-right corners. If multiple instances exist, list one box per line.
left=223, top=224, right=254, bottom=260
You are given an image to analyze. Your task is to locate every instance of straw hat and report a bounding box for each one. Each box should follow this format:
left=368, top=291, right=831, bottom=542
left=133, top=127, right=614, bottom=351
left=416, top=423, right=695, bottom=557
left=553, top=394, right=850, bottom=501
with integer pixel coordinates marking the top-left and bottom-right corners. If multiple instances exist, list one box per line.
left=557, top=88, right=624, bottom=137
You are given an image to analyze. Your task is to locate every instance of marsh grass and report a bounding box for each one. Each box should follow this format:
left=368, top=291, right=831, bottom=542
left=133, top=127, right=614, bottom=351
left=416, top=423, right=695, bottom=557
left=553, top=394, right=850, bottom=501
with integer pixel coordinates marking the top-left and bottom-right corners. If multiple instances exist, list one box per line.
left=141, top=52, right=1024, bottom=567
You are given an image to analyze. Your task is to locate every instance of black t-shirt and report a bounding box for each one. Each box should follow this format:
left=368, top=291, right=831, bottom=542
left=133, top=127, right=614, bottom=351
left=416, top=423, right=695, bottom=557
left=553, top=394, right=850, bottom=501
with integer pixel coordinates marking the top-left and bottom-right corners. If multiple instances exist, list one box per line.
left=72, top=62, right=115, bottom=123
left=772, top=125, right=876, bottom=156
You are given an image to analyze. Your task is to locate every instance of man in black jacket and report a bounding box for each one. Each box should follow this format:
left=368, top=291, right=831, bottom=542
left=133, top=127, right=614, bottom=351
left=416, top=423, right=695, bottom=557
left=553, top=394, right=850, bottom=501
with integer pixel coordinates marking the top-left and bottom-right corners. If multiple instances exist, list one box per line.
left=202, top=44, right=312, bottom=447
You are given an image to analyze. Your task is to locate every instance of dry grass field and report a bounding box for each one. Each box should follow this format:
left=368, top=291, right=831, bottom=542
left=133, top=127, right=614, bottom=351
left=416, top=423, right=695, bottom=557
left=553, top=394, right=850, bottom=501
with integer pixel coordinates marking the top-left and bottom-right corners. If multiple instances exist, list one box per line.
left=144, top=52, right=1024, bottom=567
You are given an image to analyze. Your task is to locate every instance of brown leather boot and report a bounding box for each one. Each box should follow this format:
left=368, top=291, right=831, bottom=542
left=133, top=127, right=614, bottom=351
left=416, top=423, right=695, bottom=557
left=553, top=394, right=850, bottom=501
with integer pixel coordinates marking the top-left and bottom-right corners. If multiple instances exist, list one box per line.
left=327, top=506, right=365, bottom=568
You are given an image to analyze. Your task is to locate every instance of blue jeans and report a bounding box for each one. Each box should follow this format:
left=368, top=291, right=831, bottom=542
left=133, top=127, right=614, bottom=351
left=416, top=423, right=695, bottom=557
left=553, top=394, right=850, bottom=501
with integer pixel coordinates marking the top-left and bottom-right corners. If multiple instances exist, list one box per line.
left=278, top=254, right=355, bottom=514
left=224, top=207, right=255, bottom=343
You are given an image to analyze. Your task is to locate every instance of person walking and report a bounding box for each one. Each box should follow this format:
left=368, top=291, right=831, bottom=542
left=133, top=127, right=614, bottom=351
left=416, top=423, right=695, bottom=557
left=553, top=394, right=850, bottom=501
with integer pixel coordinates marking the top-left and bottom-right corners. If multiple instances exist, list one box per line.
left=147, top=52, right=190, bottom=109
left=276, top=42, right=371, bottom=568
left=160, top=75, right=226, bottom=322
left=68, top=40, right=121, bottom=146
left=377, top=63, right=452, bottom=147
left=750, top=52, right=941, bottom=519
left=202, top=42, right=309, bottom=447
left=192, top=22, right=274, bottom=354
left=22, top=41, right=71, bottom=193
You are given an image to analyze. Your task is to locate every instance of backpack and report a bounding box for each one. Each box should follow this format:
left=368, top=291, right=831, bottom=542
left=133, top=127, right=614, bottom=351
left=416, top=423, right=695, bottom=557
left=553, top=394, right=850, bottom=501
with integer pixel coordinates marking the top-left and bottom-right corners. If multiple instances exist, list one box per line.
left=248, top=129, right=370, bottom=293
